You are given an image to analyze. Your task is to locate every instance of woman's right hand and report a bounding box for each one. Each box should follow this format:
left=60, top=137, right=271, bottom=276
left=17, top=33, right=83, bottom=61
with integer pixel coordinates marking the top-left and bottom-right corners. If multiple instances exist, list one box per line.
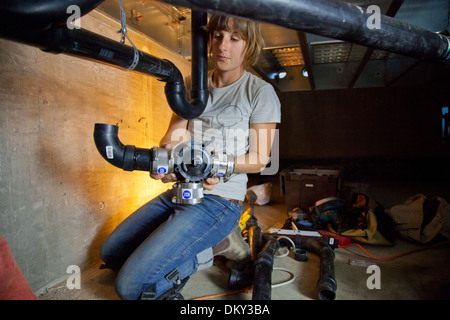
left=150, top=172, right=177, bottom=183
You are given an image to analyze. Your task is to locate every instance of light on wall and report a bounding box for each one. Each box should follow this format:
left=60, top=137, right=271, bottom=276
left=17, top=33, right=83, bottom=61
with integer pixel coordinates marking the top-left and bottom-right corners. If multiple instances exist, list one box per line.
left=269, top=68, right=287, bottom=80
left=301, top=66, right=309, bottom=77
left=278, top=69, right=287, bottom=79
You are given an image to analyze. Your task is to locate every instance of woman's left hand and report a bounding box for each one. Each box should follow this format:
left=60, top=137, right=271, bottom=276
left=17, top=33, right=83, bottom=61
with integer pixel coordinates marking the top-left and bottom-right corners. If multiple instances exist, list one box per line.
left=203, top=177, right=220, bottom=191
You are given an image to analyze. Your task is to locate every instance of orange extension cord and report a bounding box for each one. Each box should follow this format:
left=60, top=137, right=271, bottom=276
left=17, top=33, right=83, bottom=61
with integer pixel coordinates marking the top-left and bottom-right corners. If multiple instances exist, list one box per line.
left=339, top=240, right=450, bottom=261
left=193, top=287, right=253, bottom=300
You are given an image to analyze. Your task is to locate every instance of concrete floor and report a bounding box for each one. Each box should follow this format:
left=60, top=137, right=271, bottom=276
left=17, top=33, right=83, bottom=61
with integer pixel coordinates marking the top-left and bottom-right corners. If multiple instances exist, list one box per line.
left=37, top=179, right=450, bottom=301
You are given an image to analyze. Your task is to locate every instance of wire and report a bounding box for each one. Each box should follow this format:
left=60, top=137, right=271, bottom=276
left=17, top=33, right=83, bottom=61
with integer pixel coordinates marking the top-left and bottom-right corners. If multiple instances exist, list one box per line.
left=275, top=236, right=296, bottom=258
left=340, top=240, right=450, bottom=261
left=275, top=246, right=289, bottom=257
left=272, top=267, right=296, bottom=288
left=270, top=237, right=296, bottom=287
left=192, top=287, right=253, bottom=300
left=277, top=236, right=296, bottom=250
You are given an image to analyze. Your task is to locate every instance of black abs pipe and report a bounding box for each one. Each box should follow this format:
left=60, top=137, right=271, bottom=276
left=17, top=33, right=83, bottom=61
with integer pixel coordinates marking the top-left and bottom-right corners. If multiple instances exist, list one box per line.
left=227, top=234, right=277, bottom=299
left=294, top=236, right=337, bottom=300
left=22, top=26, right=175, bottom=81
left=93, top=123, right=153, bottom=172
left=227, top=226, right=264, bottom=291
left=164, top=10, right=208, bottom=119
left=252, top=235, right=278, bottom=300
left=0, top=0, right=104, bottom=31
left=0, top=1, right=208, bottom=120
left=158, top=0, right=450, bottom=64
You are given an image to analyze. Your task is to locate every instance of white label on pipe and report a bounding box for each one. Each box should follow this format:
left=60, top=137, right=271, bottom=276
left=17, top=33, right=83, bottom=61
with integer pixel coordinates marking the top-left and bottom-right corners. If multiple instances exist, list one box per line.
left=106, top=146, right=114, bottom=159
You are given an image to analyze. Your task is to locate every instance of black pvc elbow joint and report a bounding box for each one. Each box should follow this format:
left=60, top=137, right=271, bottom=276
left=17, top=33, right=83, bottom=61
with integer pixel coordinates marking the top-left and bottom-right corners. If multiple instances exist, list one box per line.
left=163, top=60, right=208, bottom=120
left=164, top=83, right=208, bottom=120
left=93, top=123, right=153, bottom=172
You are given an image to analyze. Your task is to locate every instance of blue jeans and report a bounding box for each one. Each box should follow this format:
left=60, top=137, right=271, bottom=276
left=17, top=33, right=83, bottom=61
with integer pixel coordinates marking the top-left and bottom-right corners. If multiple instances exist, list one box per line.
left=100, top=189, right=242, bottom=300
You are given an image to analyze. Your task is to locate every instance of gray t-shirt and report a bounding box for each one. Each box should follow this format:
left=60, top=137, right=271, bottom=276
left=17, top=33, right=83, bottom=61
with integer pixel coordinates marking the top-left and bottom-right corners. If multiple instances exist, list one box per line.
left=187, top=70, right=281, bottom=201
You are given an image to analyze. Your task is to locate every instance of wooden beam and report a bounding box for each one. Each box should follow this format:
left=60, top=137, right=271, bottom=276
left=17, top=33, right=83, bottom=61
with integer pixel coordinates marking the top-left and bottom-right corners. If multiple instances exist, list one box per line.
left=297, top=31, right=315, bottom=90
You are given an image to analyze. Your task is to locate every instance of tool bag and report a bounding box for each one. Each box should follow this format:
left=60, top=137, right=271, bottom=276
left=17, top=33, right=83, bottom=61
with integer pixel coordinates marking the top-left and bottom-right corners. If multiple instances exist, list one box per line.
left=386, top=194, right=447, bottom=244
left=310, top=193, right=396, bottom=246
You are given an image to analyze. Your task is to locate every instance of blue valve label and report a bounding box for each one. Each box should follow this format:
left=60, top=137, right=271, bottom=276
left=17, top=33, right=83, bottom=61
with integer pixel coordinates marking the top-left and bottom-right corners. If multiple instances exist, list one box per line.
left=157, top=167, right=167, bottom=174
left=182, top=190, right=192, bottom=199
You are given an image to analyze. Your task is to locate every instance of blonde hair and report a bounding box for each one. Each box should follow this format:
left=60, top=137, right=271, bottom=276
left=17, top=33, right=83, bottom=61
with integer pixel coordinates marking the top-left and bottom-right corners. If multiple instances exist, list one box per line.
left=205, top=14, right=265, bottom=67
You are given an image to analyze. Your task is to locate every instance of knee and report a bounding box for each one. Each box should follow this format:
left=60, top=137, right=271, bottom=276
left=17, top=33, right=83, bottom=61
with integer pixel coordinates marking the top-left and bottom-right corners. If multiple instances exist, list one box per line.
left=114, top=273, right=143, bottom=300
left=99, top=242, right=114, bottom=267
left=99, top=240, right=124, bottom=270
left=99, top=242, right=108, bottom=262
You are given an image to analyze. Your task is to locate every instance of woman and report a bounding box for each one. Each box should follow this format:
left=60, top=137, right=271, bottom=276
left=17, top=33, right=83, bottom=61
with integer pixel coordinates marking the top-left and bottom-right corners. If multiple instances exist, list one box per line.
left=100, top=14, right=281, bottom=300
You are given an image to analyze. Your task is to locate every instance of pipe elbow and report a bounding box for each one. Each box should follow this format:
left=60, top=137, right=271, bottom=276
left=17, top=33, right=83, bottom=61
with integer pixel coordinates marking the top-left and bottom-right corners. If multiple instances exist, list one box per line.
left=93, top=123, right=152, bottom=172
left=93, top=123, right=126, bottom=169
left=164, top=82, right=207, bottom=120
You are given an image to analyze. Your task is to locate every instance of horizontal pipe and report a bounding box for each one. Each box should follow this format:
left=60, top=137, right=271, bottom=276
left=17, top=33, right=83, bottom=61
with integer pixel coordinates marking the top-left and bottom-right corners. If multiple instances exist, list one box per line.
left=0, top=0, right=170, bottom=77
left=157, top=0, right=450, bottom=64
left=0, top=26, right=175, bottom=81
left=0, top=2, right=208, bottom=119
left=93, top=123, right=153, bottom=172
left=58, top=27, right=176, bottom=81
left=0, top=0, right=104, bottom=31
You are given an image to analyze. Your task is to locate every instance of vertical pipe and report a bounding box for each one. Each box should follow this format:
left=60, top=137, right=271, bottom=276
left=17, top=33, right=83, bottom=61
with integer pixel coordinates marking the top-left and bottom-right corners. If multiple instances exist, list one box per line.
left=190, top=10, right=208, bottom=106
left=164, top=10, right=208, bottom=119
left=252, top=235, right=278, bottom=300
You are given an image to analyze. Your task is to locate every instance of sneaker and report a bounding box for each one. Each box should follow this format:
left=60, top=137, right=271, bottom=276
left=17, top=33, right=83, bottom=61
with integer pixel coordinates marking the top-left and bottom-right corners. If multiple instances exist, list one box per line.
left=159, top=290, right=184, bottom=300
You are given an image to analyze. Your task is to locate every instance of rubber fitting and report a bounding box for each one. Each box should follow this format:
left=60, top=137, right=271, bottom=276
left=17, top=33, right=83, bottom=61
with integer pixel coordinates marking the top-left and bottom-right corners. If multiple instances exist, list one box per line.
left=294, top=248, right=308, bottom=262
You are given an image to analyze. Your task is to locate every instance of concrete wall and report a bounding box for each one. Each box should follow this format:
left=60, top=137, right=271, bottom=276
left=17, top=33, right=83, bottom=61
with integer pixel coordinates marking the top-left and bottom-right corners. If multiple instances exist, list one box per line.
left=0, top=11, right=190, bottom=292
